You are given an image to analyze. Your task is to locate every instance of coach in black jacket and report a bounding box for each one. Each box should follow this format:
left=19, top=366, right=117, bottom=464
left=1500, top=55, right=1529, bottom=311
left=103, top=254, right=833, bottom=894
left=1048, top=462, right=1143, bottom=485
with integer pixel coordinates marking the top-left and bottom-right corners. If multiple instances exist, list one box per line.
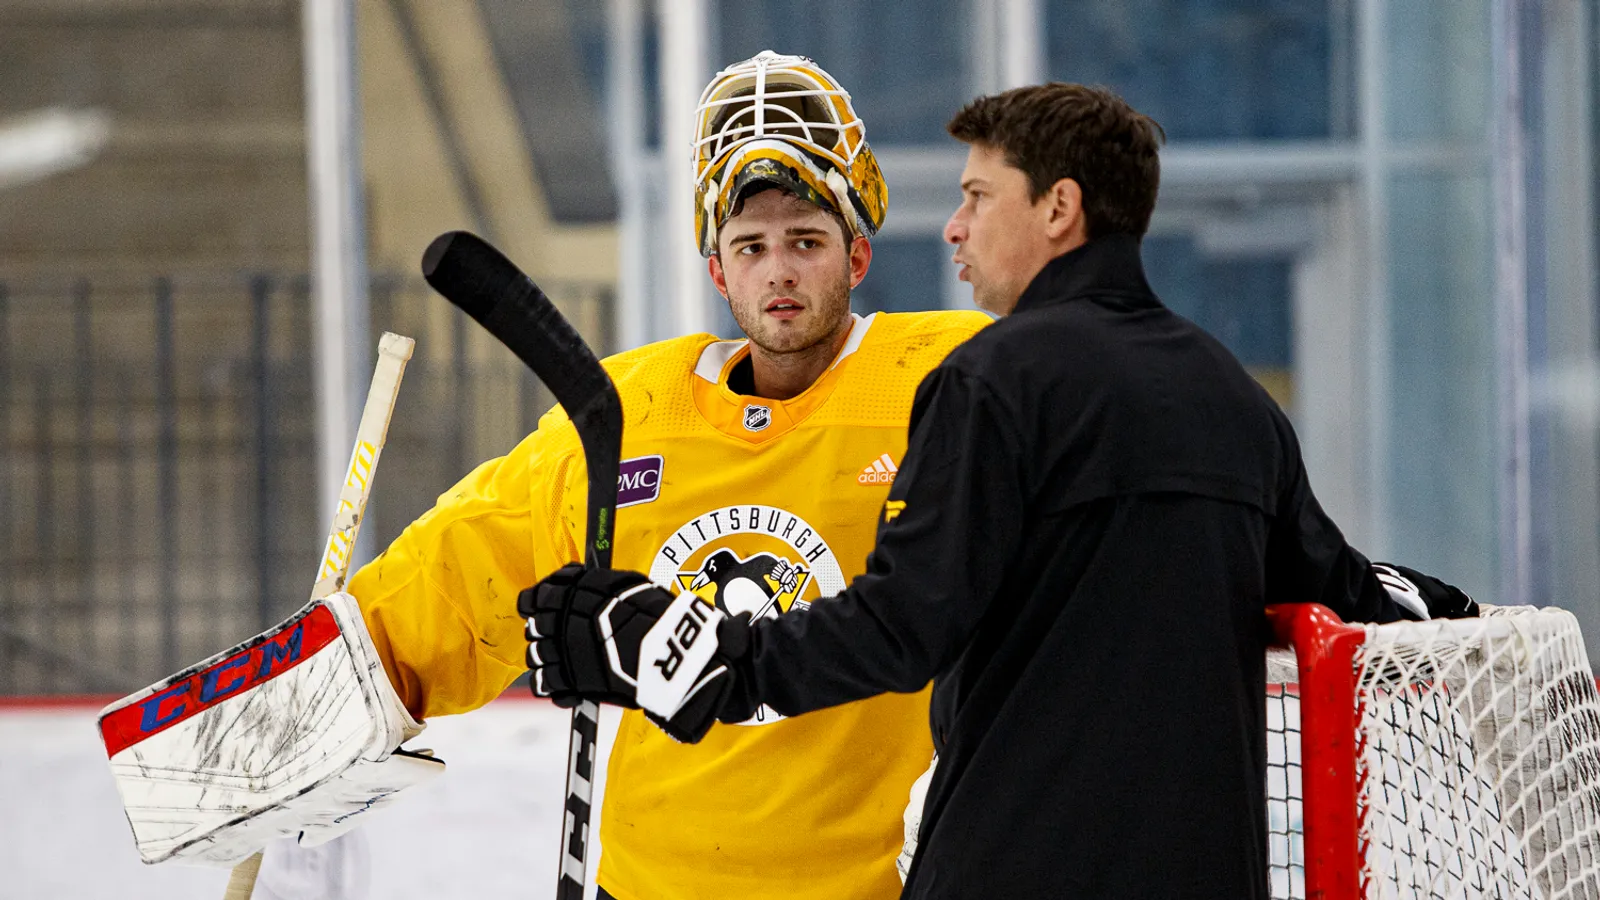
left=524, top=83, right=1476, bottom=899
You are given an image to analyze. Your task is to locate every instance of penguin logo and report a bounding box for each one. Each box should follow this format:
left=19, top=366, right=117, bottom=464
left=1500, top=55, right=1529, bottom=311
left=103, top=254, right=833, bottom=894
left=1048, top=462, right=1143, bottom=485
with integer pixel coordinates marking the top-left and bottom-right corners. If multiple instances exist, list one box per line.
left=678, top=549, right=811, bottom=621
left=743, top=405, right=771, bottom=431
left=648, top=504, right=846, bottom=727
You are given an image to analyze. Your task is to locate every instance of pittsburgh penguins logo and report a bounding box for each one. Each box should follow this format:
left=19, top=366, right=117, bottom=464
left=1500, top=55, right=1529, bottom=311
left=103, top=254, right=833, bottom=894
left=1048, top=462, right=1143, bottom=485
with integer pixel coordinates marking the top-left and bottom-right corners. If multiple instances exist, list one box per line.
left=679, top=549, right=811, bottom=621
left=649, top=504, right=845, bottom=727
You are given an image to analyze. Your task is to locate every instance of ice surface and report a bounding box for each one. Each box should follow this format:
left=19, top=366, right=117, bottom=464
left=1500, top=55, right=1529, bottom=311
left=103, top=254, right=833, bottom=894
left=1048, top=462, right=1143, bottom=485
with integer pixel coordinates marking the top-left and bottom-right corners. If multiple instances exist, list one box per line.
left=3, top=697, right=621, bottom=899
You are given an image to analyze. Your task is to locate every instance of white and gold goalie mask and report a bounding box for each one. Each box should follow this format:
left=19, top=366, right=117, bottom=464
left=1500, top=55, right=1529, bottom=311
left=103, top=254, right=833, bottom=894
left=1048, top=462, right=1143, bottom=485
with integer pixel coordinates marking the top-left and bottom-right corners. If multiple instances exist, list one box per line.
left=693, top=50, right=887, bottom=257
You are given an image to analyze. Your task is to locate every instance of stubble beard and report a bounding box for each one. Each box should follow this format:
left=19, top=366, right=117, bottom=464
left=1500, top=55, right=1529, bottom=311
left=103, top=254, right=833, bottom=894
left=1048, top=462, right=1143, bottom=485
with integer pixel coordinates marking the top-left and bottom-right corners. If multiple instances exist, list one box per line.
left=971, top=282, right=1004, bottom=316
left=730, top=270, right=853, bottom=360
left=970, top=273, right=1020, bottom=318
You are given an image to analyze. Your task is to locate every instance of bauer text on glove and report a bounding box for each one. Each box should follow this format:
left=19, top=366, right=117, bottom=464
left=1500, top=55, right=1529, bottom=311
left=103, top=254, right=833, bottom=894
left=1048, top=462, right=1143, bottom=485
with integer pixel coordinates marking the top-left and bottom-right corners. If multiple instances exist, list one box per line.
left=519, top=563, right=752, bottom=742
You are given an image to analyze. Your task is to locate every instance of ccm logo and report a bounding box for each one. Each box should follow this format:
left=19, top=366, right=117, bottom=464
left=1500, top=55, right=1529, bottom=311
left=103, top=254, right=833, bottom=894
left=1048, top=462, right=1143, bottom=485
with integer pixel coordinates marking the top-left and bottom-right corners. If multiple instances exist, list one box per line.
left=653, top=600, right=711, bottom=680
left=100, top=604, right=342, bottom=757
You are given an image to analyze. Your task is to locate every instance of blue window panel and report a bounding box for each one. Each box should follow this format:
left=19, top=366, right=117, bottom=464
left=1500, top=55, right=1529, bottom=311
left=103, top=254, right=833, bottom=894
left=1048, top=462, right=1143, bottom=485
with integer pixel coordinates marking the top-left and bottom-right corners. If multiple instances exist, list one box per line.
left=565, top=0, right=609, bottom=107
left=1380, top=1, right=1490, bottom=143
left=1046, top=0, right=1335, bottom=141
left=1383, top=170, right=1496, bottom=597
left=853, top=238, right=948, bottom=315
left=716, top=0, right=968, bottom=144
left=1143, top=236, right=1293, bottom=370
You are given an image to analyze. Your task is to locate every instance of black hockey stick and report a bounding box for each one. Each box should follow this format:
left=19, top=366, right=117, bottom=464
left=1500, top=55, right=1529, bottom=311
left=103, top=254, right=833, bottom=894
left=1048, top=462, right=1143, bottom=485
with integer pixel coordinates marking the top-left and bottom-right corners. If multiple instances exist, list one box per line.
left=422, top=230, right=621, bottom=900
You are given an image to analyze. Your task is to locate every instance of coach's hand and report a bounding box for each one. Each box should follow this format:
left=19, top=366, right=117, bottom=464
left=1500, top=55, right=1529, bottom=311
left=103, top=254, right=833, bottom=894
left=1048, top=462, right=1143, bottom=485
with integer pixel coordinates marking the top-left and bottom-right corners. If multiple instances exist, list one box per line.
left=518, top=564, right=751, bottom=743
left=1372, top=562, right=1479, bottom=620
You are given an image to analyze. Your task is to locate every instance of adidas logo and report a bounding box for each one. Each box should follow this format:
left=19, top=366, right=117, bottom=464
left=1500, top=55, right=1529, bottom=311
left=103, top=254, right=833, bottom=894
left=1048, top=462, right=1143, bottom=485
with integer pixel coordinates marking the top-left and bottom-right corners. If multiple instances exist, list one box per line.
left=857, top=453, right=899, bottom=485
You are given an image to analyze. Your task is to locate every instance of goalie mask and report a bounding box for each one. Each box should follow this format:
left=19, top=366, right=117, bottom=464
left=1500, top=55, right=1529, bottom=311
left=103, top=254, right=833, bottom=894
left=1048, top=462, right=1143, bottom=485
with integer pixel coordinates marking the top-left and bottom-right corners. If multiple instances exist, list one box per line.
left=693, top=50, right=887, bottom=257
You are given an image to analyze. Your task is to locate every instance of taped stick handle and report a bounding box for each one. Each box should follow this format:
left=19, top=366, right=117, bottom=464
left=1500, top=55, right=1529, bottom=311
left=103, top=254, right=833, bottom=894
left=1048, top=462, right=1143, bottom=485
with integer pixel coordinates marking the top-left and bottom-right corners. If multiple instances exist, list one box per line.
left=310, top=332, right=416, bottom=601
left=221, top=853, right=262, bottom=900
left=220, top=332, right=414, bottom=900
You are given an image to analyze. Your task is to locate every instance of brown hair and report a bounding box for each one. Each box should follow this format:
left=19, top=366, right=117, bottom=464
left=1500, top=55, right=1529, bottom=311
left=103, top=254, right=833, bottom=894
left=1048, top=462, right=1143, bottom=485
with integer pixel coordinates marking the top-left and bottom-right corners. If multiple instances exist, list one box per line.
left=946, top=83, right=1166, bottom=239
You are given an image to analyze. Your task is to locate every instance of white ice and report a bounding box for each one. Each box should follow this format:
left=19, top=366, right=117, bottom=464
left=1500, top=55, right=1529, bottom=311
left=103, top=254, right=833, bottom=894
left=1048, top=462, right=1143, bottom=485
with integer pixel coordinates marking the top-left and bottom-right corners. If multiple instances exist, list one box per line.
left=1, top=697, right=621, bottom=899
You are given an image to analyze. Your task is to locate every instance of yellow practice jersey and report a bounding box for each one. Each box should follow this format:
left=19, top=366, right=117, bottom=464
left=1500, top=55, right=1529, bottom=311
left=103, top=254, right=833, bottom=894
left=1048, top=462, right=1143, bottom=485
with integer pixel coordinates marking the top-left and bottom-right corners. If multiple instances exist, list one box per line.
left=349, top=309, right=990, bottom=900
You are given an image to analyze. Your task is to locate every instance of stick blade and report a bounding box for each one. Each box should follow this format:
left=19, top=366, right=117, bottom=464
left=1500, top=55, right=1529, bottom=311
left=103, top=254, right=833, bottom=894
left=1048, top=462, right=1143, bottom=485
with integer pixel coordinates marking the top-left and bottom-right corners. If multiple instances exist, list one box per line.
left=421, top=230, right=611, bottom=420
left=421, top=230, right=532, bottom=328
left=419, top=232, right=622, bottom=565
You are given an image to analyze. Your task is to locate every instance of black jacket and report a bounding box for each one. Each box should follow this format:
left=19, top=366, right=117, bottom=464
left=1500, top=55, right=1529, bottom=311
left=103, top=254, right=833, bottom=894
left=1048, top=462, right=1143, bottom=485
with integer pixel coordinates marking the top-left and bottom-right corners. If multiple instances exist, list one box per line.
left=724, top=234, right=1410, bottom=899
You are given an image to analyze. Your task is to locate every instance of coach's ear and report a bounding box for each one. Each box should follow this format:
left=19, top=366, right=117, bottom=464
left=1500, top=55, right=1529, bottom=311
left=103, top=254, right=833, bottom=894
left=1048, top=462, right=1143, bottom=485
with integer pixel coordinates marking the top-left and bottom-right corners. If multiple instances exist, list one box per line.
left=1040, top=177, right=1087, bottom=247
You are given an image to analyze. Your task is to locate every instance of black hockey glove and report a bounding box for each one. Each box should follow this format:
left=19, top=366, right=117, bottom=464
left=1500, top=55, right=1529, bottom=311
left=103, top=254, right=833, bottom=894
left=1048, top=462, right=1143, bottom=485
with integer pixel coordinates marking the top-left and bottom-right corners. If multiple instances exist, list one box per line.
left=519, top=563, right=752, bottom=743
left=1372, top=562, right=1479, bottom=620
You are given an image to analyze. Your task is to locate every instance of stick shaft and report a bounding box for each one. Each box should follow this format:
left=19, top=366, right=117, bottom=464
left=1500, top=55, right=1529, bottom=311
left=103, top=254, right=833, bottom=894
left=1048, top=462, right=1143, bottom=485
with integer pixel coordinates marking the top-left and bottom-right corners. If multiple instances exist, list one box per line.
left=221, top=331, right=415, bottom=900
left=557, top=701, right=601, bottom=898
left=420, top=231, right=622, bottom=900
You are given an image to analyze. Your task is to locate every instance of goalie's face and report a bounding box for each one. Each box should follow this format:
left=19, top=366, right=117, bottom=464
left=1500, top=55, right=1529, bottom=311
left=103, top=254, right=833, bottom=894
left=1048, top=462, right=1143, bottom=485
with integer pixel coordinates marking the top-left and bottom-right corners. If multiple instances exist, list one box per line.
left=709, top=188, right=870, bottom=360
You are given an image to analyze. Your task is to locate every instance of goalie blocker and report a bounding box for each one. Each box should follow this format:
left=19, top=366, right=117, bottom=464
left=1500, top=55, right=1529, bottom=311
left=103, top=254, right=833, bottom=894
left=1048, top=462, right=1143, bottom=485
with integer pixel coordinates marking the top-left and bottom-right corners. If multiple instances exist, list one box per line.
left=98, top=592, right=441, bottom=866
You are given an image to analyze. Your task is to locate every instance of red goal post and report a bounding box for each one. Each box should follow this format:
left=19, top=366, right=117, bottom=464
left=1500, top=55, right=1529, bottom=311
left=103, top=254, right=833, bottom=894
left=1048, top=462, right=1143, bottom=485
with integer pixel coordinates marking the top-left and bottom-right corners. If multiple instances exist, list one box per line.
left=1267, top=602, right=1600, bottom=900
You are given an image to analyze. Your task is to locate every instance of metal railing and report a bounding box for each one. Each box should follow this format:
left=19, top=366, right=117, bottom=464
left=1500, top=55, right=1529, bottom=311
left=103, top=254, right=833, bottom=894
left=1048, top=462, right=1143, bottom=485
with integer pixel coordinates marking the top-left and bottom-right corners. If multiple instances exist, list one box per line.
left=0, top=271, right=611, bottom=696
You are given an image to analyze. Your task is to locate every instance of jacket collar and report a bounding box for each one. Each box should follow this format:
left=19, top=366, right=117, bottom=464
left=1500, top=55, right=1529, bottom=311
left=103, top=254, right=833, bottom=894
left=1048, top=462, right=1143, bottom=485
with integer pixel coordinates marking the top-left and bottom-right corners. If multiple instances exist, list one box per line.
left=1012, top=233, right=1156, bottom=314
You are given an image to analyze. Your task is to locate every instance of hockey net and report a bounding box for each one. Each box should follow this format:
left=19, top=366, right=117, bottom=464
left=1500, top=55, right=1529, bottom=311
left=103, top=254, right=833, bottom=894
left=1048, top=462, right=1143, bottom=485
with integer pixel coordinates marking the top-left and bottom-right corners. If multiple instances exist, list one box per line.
left=1267, top=603, right=1600, bottom=900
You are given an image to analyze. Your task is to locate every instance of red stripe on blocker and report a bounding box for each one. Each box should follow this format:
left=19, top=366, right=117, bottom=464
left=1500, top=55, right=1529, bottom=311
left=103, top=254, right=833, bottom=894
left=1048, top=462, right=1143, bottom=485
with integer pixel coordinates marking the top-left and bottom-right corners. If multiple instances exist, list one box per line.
left=99, top=604, right=344, bottom=758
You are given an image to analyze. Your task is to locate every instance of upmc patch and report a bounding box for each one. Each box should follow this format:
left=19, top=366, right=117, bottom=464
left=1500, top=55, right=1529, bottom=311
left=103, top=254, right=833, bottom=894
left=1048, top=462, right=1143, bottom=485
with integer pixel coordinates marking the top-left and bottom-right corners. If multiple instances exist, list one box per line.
left=618, top=455, right=664, bottom=507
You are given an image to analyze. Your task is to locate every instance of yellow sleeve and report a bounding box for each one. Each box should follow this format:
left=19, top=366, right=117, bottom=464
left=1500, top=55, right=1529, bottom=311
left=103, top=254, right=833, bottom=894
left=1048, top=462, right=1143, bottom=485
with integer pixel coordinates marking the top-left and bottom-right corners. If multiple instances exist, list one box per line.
left=347, top=415, right=587, bottom=720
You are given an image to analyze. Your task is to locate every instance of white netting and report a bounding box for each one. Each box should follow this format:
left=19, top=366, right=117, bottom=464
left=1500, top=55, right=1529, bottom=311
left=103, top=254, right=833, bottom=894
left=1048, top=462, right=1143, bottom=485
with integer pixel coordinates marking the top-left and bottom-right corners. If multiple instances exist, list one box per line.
left=1268, top=606, right=1600, bottom=900
left=1267, top=669, right=1307, bottom=899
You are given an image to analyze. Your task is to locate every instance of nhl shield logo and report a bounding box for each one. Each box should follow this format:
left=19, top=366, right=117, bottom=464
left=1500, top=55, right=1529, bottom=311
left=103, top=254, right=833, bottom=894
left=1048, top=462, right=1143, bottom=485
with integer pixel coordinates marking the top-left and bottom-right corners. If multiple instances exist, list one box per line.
left=743, top=404, right=771, bottom=432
